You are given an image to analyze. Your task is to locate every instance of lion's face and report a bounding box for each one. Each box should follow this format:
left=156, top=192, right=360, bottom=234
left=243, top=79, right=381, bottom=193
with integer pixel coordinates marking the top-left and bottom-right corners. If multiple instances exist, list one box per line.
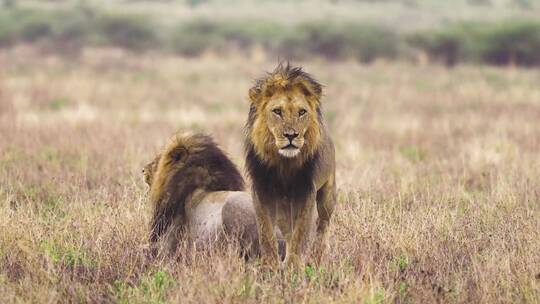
left=143, top=156, right=160, bottom=187
left=247, top=64, right=323, bottom=165
left=262, top=91, right=314, bottom=158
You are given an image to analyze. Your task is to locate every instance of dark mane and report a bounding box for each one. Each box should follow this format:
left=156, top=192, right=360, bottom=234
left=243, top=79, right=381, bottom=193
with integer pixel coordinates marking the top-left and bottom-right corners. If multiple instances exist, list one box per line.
left=149, top=134, right=244, bottom=243
left=244, top=63, right=323, bottom=203
left=244, top=144, right=318, bottom=203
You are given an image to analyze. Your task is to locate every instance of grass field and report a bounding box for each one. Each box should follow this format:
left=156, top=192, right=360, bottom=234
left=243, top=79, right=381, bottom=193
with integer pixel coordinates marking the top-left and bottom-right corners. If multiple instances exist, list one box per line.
left=0, top=47, right=539, bottom=303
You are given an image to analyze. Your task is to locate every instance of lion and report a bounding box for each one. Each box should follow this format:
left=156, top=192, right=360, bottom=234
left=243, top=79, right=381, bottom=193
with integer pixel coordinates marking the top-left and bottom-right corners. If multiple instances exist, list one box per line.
left=142, top=154, right=159, bottom=187
left=144, top=132, right=284, bottom=258
left=244, top=62, right=336, bottom=268
left=146, top=133, right=248, bottom=255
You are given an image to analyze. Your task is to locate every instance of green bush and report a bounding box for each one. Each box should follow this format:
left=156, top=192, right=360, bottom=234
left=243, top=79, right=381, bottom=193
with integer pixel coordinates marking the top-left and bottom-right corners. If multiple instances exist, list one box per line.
left=0, top=8, right=94, bottom=52
left=0, top=9, right=50, bottom=46
left=52, top=10, right=96, bottom=43
left=171, top=20, right=399, bottom=61
left=408, top=20, right=540, bottom=67
left=0, top=8, right=157, bottom=53
left=280, top=22, right=400, bottom=62
left=170, top=19, right=284, bottom=56
left=0, top=11, right=16, bottom=47
left=218, top=20, right=285, bottom=50
left=2, top=7, right=540, bottom=67
left=406, top=24, right=480, bottom=66
left=17, top=16, right=53, bottom=42
left=170, top=19, right=226, bottom=56
left=97, top=13, right=158, bottom=52
left=480, top=20, right=540, bottom=66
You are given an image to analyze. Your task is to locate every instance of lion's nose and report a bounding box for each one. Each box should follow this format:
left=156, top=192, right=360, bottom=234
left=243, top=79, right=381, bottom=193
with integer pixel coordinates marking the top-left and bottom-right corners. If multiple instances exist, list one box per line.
left=284, top=132, right=298, bottom=142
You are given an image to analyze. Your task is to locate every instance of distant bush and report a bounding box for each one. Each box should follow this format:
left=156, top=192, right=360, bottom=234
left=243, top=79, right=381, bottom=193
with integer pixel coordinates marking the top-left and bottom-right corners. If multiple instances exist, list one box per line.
left=170, top=20, right=226, bottom=56
left=0, top=11, right=17, bottom=47
left=0, top=7, right=157, bottom=54
left=0, top=9, right=52, bottom=47
left=407, top=20, right=540, bottom=66
left=171, top=19, right=284, bottom=56
left=480, top=20, right=540, bottom=66
left=171, top=20, right=399, bottom=62
left=2, top=7, right=540, bottom=67
left=407, top=25, right=474, bottom=66
left=279, top=22, right=400, bottom=62
left=219, top=20, right=285, bottom=50
left=16, top=13, right=53, bottom=42
left=96, top=13, right=158, bottom=52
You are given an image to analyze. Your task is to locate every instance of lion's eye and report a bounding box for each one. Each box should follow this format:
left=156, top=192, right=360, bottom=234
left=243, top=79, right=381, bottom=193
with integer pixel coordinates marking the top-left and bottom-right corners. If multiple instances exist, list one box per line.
left=299, top=109, right=307, bottom=116
left=272, top=108, right=282, bottom=116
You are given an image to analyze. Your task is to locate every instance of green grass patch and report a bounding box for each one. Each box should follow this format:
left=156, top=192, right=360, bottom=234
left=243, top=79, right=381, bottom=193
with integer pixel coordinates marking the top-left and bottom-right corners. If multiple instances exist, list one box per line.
left=40, top=240, right=93, bottom=268
left=399, top=145, right=427, bottom=163
left=48, top=99, right=68, bottom=111
left=365, top=288, right=386, bottom=304
left=389, top=253, right=409, bottom=273
left=112, top=269, right=176, bottom=304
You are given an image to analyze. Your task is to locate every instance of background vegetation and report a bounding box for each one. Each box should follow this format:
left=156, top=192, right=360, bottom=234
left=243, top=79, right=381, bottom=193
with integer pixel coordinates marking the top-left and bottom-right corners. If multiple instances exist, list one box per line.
left=1, top=0, right=540, bottom=66
left=1, top=0, right=539, bottom=303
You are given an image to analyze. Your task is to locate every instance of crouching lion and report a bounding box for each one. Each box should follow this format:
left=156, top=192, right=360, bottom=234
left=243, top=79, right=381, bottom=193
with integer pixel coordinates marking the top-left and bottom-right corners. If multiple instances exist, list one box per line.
left=143, top=132, right=283, bottom=258
left=244, top=63, right=336, bottom=269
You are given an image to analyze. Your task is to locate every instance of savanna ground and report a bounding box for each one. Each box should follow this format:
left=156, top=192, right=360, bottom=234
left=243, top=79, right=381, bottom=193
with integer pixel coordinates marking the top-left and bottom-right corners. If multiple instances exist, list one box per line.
left=1, top=46, right=539, bottom=303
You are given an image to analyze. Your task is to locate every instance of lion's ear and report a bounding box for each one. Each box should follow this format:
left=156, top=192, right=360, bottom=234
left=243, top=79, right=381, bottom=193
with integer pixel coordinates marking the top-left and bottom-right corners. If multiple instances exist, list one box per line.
left=169, top=147, right=188, bottom=162
left=248, top=87, right=261, bottom=103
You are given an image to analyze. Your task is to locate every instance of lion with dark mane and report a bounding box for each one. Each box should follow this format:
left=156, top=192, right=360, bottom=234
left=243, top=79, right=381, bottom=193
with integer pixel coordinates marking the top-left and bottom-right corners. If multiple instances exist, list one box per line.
left=145, top=133, right=255, bottom=256
left=245, top=63, right=336, bottom=268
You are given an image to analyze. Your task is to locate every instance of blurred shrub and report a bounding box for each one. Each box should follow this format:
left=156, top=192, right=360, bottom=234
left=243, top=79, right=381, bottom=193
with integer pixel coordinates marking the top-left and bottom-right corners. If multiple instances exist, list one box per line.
left=16, top=12, right=54, bottom=42
left=480, top=20, right=540, bottom=66
left=172, top=19, right=398, bottom=62
left=2, top=7, right=540, bottom=67
left=280, top=22, right=400, bottom=62
left=407, top=25, right=475, bottom=67
left=0, top=9, right=52, bottom=47
left=171, top=20, right=226, bottom=56
left=0, top=7, right=157, bottom=53
left=219, top=20, right=285, bottom=50
left=0, top=11, right=16, bottom=47
left=171, top=19, right=284, bottom=56
left=408, top=20, right=540, bottom=66
left=0, top=8, right=91, bottom=52
left=96, top=13, right=158, bottom=52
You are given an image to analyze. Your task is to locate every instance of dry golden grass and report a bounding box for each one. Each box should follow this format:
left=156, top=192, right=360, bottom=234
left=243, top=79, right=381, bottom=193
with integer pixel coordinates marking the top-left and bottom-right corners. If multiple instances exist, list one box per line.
left=0, top=47, right=539, bottom=303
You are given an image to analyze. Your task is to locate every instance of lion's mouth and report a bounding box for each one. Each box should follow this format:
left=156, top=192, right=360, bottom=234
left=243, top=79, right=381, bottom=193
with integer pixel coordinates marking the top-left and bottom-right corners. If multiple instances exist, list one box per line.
left=278, top=144, right=300, bottom=158
left=282, top=143, right=297, bottom=149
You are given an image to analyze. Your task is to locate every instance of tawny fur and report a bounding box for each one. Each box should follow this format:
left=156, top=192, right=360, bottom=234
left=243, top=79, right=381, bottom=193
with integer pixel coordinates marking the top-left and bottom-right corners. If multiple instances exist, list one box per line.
left=145, top=133, right=244, bottom=254
left=245, top=63, right=337, bottom=268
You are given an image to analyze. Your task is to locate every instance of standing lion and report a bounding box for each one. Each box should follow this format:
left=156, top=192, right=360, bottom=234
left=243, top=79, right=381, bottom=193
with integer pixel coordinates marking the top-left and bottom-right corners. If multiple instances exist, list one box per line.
left=244, top=63, right=336, bottom=268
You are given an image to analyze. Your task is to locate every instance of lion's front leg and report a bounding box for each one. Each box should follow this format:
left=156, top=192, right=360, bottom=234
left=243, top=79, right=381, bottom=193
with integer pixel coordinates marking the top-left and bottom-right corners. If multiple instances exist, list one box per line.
left=253, top=196, right=279, bottom=268
left=285, top=193, right=316, bottom=270
left=312, top=177, right=336, bottom=264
